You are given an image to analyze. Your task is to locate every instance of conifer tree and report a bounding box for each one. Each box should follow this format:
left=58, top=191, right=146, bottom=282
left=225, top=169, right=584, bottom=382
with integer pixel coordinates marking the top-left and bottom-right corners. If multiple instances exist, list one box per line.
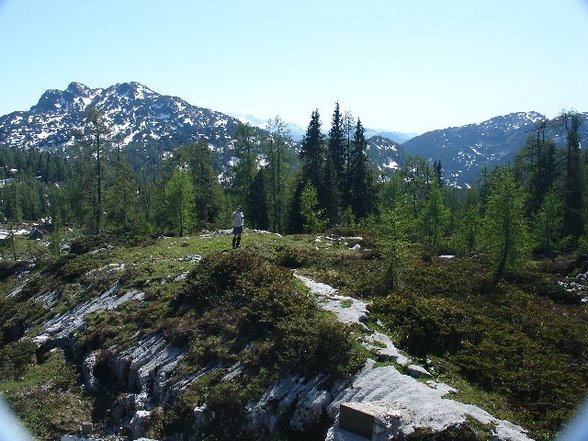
left=300, top=182, right=326, bottom=233
left=342, top=110, right=355, bottom=208
left=231, top=123, right=258, bottom=220
left=299, top=109, right=324, bottom=193
left=322, top=154, right=341, bottom=225
left=105, top=157, right=144, bottom=236
left=453, top=188, right=481, bottom=256
left=562, top=111, right=583, bottom=243
left=287, top=176, right=305, bottom=234
left=164, top=169, right=194, bottom=237
left=534, top=187, right=563, bottom=258
left=433, top=160, right=443, bottom=187
left=513, top=128, right=559, bottom=216
left=247, top=168, right=270, bottom=230
left=328, top=102, right=345, bottom=186
left=350, top=118, right=374, bottom=219
left=265, top=116, right=291, bottom=233
left=76, top=107, right=111, bottom=235
left=185, top=141, right=223, bottom=225
left=419, top=180, right=448, bottom=253
left=401, top=155, right=430, bottom=218
left=481, top=168, right=531, bottom=283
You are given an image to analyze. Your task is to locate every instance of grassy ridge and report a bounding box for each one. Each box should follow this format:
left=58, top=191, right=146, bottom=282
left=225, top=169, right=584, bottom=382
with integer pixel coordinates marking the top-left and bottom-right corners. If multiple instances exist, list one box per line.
left=0, top=231, right=586, bottom=440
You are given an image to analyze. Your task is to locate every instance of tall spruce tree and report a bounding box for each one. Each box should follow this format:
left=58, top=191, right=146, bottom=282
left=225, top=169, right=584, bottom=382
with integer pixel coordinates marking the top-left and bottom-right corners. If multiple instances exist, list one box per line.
left=248, top=168, right=270, bottom=230
left=342, top=110, right=355, bottom=208
left=328, top=102, right=345, bottom=186
left=562, top=111, right=583, bottom=243
left=105, top=157, right=144, bottom=236
left=349, top=118, right=375, bottom=219
left=231, top=123, right=258, bottom=220
left=514, top=126, right=559, bottom=216
left=299, top=109, right=324, bottom=193
left=297, top=109, right=342, bottom=227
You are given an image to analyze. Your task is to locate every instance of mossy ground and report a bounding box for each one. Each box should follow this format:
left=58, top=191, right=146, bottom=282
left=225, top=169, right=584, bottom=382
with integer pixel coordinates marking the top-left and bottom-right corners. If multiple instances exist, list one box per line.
left=0, top=229, right=587, bottom=440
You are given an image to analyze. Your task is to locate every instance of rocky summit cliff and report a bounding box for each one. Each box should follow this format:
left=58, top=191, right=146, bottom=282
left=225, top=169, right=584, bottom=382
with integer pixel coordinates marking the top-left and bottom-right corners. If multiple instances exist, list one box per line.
left=0, top=82, right=241, bottom=151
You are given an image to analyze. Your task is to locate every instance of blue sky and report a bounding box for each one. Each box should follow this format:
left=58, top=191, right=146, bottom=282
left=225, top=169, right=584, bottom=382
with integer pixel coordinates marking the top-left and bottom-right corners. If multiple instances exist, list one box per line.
left=1, top=0, right=587, bottom=134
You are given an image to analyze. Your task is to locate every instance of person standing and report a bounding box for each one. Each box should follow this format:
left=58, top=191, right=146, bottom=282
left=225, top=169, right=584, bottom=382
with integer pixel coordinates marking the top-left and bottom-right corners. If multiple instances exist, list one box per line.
left=232, top=206, right=244, bottom=249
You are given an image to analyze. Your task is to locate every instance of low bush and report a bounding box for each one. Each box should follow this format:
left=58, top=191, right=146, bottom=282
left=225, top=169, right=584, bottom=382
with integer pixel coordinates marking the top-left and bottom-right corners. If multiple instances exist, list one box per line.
left=170, top=250, right=364, bottom=379
left=0, top=339, right=36, bottom=382
left=370, top=254, right=588, bottom=438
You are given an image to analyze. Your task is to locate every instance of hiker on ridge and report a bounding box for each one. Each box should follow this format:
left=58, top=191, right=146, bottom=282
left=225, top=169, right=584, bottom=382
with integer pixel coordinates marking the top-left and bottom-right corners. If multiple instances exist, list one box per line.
left=232, top=206, right=244, bottom=249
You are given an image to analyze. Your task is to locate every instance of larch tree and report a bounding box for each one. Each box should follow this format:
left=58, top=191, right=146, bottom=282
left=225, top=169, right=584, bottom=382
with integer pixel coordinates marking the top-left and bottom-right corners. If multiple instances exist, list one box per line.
left=265, top=116, right=291, bottom=233
left=481, top=168, right=531, bottom=284
left=186, top=140, right=223, bottom=225
left=534, top=187, right=564, bottom=258
left=300, top=182, right=326, bottom=233
left=75, top=107, right=111, bottom=235
left=164, top=168, right=194, bottom=237
left=419, top=180, right=449, bottom=253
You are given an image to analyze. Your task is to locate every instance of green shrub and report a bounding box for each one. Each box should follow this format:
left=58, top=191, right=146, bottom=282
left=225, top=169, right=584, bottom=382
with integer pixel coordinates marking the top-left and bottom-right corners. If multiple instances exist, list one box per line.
left=170, top=250, right=364, bottom=379
left=276, top=245, right=312, bottom=268
left=370, top=254, right=588, bottom=438
left=0, top=339, right=36, bottom=381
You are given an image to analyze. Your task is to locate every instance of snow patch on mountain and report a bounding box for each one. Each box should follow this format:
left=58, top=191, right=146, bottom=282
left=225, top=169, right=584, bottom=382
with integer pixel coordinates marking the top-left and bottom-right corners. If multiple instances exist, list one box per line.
left=0, top=82, right=241, bottom=151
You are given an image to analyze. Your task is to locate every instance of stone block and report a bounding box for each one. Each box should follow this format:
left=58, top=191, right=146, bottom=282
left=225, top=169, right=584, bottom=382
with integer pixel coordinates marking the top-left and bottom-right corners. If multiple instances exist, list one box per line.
left=339, top=403, right=373, bottom=439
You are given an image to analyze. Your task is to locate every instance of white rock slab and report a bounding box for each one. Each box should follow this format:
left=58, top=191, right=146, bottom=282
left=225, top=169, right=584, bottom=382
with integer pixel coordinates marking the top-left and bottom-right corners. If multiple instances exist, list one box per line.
left=295, top=274, right=369, bottom=330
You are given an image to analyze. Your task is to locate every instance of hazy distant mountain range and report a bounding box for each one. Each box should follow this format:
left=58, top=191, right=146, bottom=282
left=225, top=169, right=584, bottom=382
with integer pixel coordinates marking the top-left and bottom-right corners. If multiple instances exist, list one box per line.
left=231, top=114, right=417, bottom=144
left=0, top=81, right=585, bottom=186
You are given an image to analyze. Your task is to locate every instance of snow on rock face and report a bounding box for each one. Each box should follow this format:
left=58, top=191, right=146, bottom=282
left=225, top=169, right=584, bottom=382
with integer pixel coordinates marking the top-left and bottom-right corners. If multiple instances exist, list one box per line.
left=0, top=81, right=240, bottom=151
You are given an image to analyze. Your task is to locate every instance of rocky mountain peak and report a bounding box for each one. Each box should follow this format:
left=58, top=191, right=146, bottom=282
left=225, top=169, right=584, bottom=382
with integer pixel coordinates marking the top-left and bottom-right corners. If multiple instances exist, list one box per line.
left=0, top=81, right=241, bottom=150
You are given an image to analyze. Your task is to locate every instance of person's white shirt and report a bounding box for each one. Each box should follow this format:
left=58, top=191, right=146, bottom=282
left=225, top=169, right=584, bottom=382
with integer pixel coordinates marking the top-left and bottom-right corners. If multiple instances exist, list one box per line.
left=233, top=210, right=244, bottom=227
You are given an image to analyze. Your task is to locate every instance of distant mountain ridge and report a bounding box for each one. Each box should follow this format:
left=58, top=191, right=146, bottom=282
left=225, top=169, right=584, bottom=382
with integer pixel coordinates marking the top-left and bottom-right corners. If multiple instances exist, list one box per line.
left=0, top=82, right=586, bottom=186
left=234, top=113, right=416, bottom=144
left=402, top=111, right=588, bottom=186
left=0, top=82, right=404, bottom=172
